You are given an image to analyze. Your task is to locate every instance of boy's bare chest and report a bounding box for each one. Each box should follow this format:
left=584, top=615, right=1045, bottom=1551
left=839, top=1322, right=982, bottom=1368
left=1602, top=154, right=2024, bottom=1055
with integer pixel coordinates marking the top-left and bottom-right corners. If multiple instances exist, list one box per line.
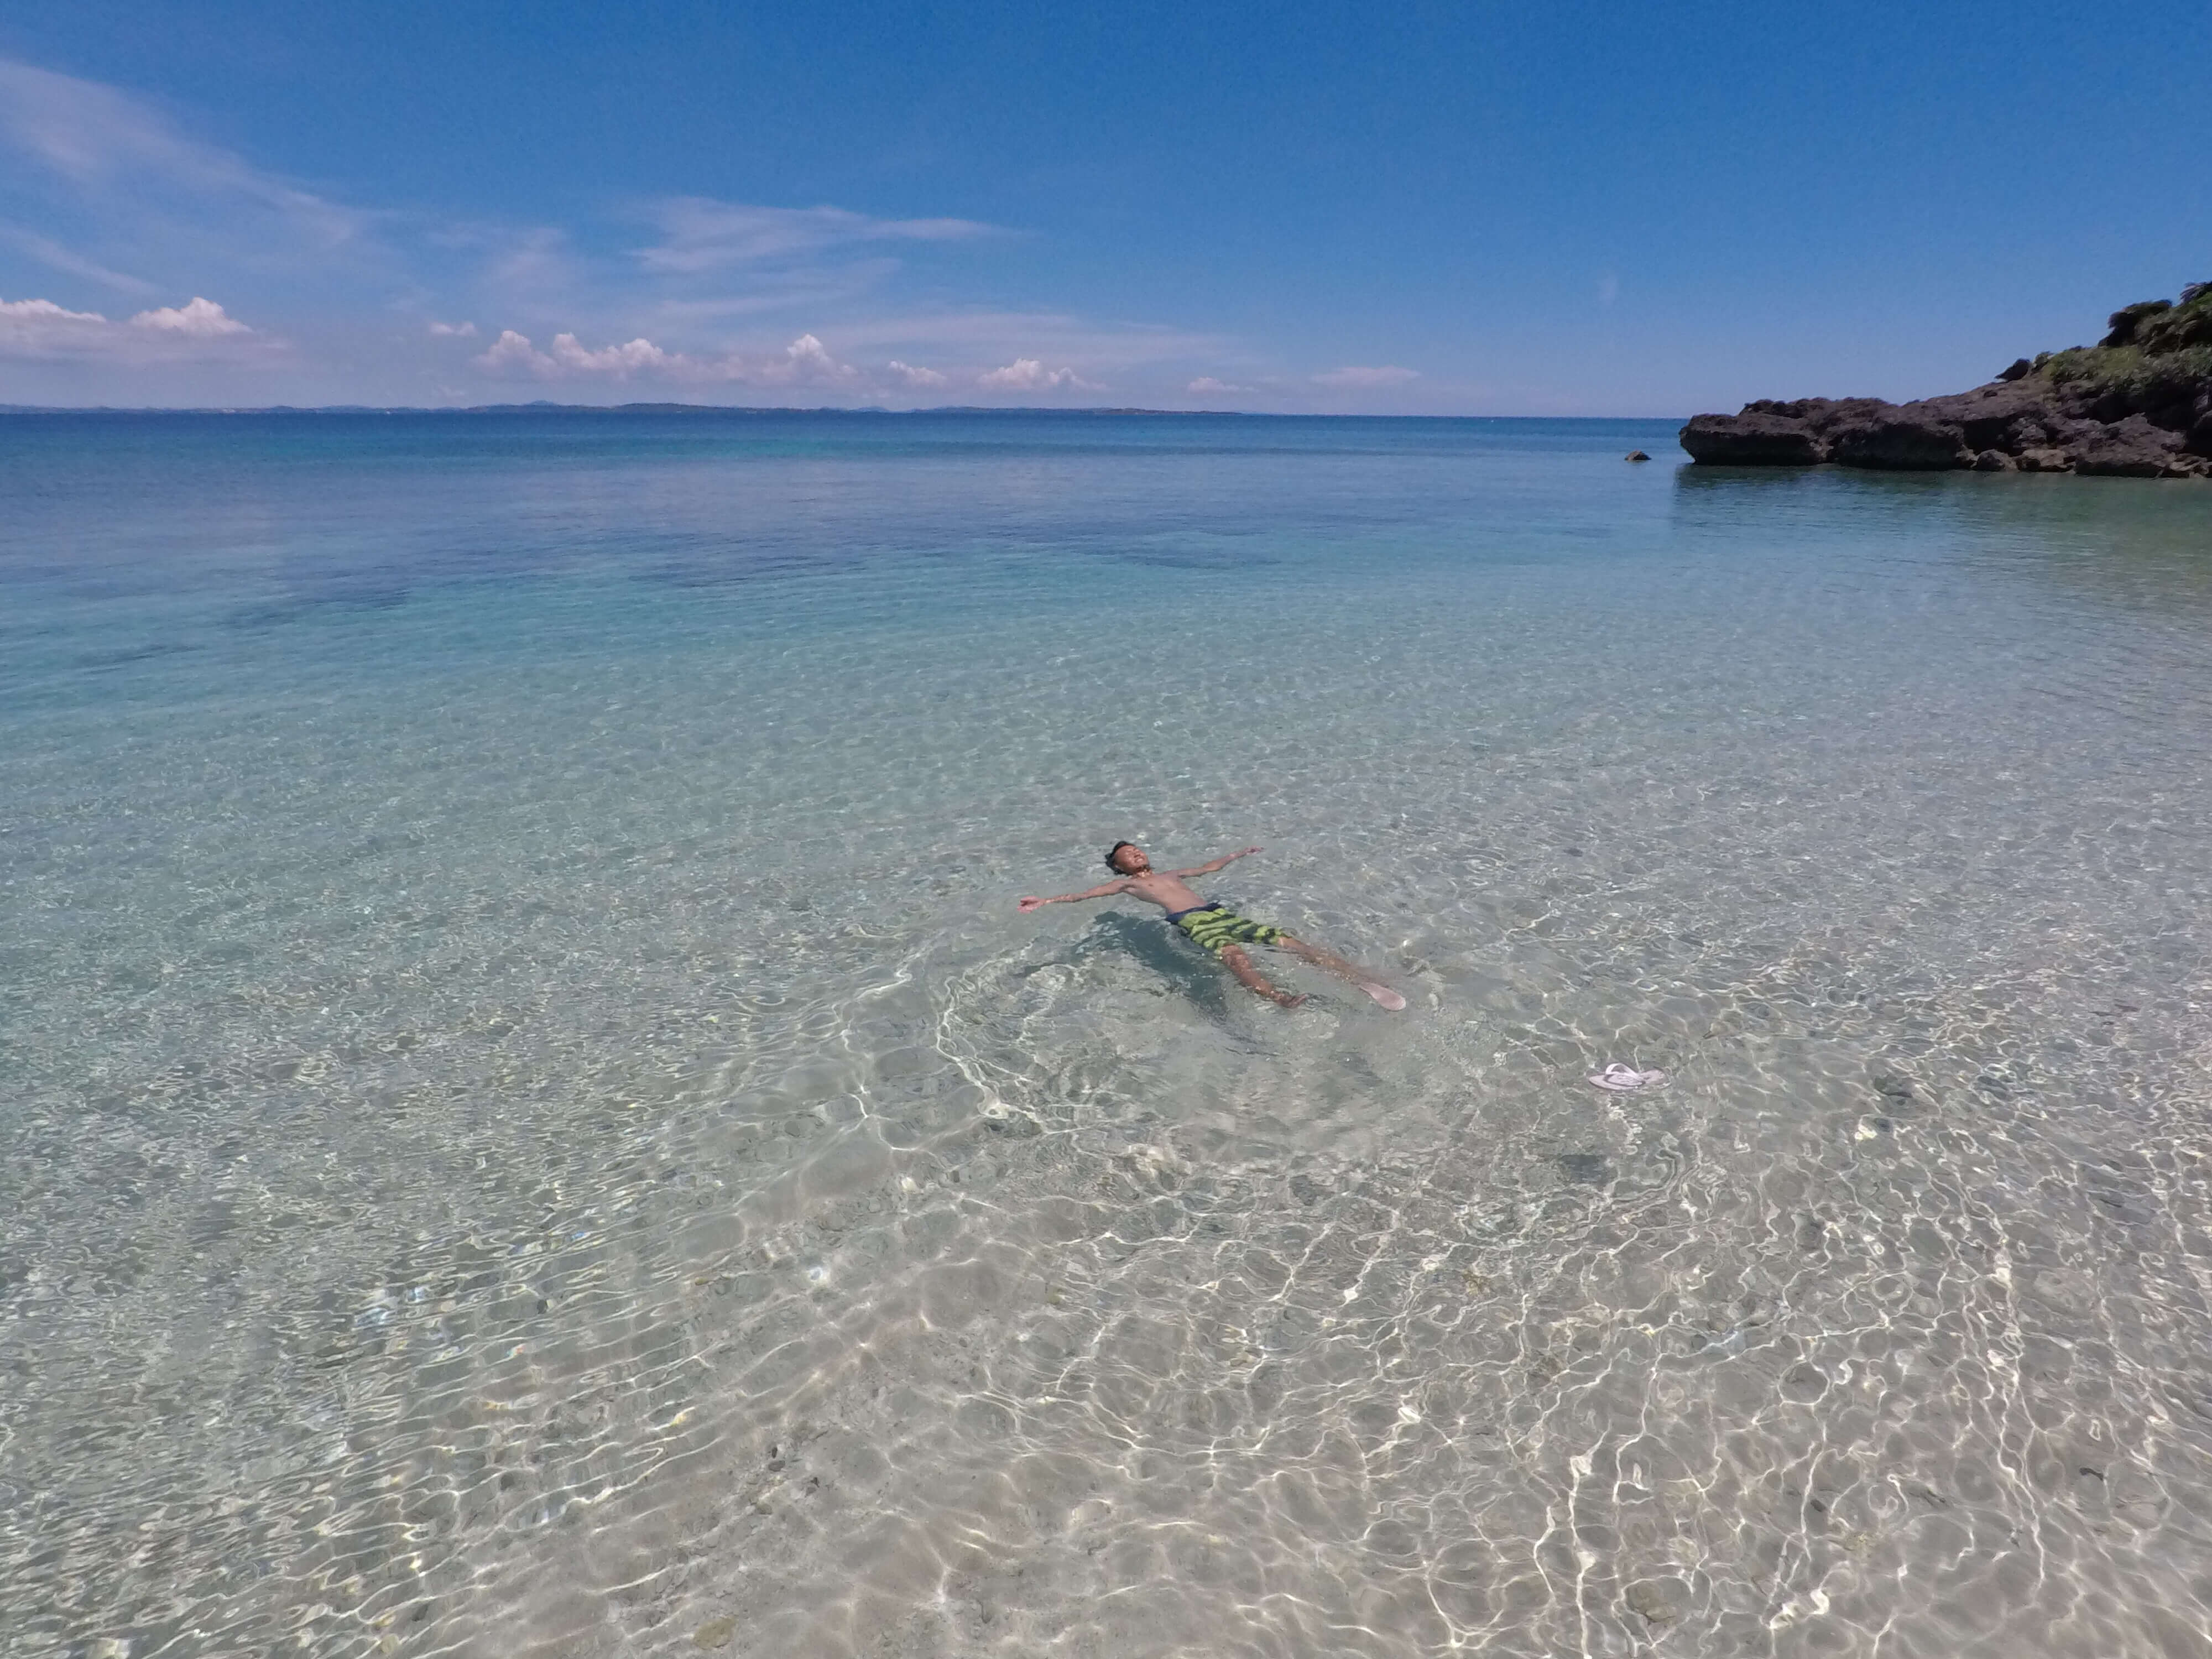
left=1129, top=874, right=1206, bottom=910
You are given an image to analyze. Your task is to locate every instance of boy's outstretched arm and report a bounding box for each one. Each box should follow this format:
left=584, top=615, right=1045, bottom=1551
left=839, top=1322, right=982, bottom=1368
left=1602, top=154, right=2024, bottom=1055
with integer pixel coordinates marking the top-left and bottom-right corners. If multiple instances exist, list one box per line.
left=1163, top=846, right=1262, bottom=878
left=1018, top=880, right=1130, bottom=912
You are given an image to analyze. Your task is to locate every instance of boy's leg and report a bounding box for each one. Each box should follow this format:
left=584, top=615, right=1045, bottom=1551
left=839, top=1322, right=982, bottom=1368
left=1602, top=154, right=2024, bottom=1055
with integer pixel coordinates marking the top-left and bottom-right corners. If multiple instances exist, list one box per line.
left=1275, top=933, right=1374, bottom=984
left=1220, top=945, right=1304, bottom=1008
left=1275, top=933, right=1407, bottom=1011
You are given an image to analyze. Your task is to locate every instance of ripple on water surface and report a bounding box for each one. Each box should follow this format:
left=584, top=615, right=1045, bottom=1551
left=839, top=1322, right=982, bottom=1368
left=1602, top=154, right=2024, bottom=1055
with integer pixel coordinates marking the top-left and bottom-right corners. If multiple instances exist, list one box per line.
left=2, top=416, right=2211, bottom=1657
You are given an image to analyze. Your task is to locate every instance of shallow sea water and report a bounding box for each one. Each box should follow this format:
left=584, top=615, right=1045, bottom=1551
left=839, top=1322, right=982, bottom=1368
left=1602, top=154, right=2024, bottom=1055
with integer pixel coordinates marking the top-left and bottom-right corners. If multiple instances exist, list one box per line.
left=4, top=412, right=2212, bottom=1658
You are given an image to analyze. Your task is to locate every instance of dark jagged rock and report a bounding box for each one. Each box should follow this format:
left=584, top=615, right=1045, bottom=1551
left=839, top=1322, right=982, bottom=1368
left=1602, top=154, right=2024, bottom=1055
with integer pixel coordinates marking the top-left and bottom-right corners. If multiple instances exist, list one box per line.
left=2188, top=406, right=2212, bottom=459
left=1831, top=412, right=1968, bottom=470
left=2070, top=415, right=2187, bottom=477
left=1680, top=280, right=2212, bottom=478
left=1678, top=411, right=1823, bottom=465
left=1740, top=397, right=1890, bottom=438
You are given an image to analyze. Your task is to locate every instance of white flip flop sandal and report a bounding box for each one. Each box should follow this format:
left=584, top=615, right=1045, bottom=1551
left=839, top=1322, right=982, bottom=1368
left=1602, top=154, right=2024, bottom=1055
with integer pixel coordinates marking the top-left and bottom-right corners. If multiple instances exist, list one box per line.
left=1589, top=1063, right=1667, bottom=1092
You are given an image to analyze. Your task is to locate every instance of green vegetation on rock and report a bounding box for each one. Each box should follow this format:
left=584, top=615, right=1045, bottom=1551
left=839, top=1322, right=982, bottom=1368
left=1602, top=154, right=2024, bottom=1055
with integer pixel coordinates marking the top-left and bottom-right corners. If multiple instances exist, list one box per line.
left=2017, top=281, right=2212, bottom=414
left=2102, top=281, right=2212, bottom=352
left=2031, top=281, right=2212, bottom=402
left=2039, top=341, right=2212, bottom=399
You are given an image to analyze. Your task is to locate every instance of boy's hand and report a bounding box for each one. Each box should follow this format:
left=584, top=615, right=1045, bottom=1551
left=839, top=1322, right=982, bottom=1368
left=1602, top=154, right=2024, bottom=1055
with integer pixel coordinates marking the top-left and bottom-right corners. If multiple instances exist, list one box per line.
left=1018, top=896, right=1046, bottom=912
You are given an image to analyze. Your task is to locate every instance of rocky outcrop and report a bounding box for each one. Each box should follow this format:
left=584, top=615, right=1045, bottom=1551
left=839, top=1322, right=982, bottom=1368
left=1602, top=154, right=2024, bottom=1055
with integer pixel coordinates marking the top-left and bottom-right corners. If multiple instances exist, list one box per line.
left=1677, top=411, right=1824, bottom=465
left=1680, top=281, right=2212, bottom=477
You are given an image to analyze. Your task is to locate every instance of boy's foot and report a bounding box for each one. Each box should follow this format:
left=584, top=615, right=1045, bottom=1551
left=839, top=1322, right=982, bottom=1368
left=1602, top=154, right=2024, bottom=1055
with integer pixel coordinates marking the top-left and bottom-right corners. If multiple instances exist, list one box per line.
left=1360, top=982, right=1407, bottom=1011
left=1272, top=991, right=1308, bottom=1009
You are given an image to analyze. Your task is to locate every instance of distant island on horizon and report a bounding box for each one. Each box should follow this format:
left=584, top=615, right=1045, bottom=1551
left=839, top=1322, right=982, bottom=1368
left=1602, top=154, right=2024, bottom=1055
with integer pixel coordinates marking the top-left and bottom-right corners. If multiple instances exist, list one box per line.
left=1681, top=278, right=2212, bottom=478
left=0, top=403, right=1670, bottom=420
left=0, top=401, right=1240, bottom=417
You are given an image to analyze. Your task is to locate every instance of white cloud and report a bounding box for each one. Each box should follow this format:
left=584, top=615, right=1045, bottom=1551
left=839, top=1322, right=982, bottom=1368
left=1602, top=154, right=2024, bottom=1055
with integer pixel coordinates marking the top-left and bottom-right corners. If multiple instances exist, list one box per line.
left=1312, top=364, right=1420, bottom=387
left=1, top=226, right=157, bottom=294
left=476, top=330, right=566, bottom=376
left=0, top=56, right=1220, bottom=404
left=635, top=198, right=998, bottom=275
left=133, top=295, right=249, bottom=336
left=0, top=57, right=367, bottom=252
left=473, top=327, right=860, bottom=387
left=1187, top=375, right=1244, bottom=394
left=551, top=334, right=676, bottom=374
left=0, top=291, right=264, bottom=361
left=1, top=295, right=103, bottom=324
left=976, top=357, right=1098, bottom=392
left=476, top=328, right=547, bottom=373
left=771, top=332, right=857, bottom=384
left=0, top=294, right=107, bottom=357
left=476, top=328, right=677, bottom=377
left=473, top=326, right=1133, bottom=400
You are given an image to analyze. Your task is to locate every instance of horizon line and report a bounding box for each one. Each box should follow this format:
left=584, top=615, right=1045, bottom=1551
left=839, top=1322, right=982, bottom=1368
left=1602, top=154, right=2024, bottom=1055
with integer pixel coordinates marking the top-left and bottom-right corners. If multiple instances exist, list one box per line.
left=0, top=401, right=1688, bottom=421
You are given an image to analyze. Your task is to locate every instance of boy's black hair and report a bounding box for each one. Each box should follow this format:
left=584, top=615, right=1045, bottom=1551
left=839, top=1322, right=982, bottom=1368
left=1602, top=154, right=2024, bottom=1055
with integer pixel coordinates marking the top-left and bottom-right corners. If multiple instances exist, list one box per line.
left=1104, top=840, right=1138, bottom=872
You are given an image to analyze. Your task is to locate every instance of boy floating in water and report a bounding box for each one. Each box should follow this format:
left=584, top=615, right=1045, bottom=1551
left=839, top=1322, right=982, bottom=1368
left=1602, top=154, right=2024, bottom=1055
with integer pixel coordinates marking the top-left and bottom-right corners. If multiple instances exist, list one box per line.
left=1019, top=842, right=1406, bottom=1010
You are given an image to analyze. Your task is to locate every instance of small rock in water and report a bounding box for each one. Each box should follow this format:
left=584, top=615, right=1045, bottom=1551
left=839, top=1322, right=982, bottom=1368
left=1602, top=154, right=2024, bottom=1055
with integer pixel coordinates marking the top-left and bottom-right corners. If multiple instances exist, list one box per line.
left=693, top=1615, right=737, bottom=1649
left=1625, top=449, right=1651, bottom=461
left=1625, top=1577, right=1688, bottom=1624
left=1556, top=1152, right=1610, bottom=1185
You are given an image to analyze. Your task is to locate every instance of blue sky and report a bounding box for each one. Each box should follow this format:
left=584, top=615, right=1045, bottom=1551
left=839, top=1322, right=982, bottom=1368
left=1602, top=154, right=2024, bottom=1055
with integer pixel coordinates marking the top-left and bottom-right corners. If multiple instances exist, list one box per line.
left=0, top=2, right=2205, bottom=411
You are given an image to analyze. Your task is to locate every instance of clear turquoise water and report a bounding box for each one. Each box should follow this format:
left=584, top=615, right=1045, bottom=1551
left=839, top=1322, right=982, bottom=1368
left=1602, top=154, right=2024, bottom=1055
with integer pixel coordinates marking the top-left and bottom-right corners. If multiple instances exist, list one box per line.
left=5, top=413, right=2212, bottom=1657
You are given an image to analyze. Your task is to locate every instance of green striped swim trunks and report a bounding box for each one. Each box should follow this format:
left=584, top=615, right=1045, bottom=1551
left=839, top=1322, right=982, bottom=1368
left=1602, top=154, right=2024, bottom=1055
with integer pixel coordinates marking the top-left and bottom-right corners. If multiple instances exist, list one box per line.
left=1168, top=902, right=1284, bottom=954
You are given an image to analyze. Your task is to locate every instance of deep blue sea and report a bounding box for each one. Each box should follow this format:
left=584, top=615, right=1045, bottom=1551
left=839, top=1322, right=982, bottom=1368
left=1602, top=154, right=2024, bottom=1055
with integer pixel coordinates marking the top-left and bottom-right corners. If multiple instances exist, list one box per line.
left=6, top=411, right=2212, bottom=1657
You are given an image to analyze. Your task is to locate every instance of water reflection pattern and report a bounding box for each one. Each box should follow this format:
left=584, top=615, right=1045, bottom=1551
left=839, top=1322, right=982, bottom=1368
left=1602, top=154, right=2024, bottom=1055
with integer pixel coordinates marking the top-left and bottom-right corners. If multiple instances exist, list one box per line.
left=3, top=415, right=2209, bottom=1656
